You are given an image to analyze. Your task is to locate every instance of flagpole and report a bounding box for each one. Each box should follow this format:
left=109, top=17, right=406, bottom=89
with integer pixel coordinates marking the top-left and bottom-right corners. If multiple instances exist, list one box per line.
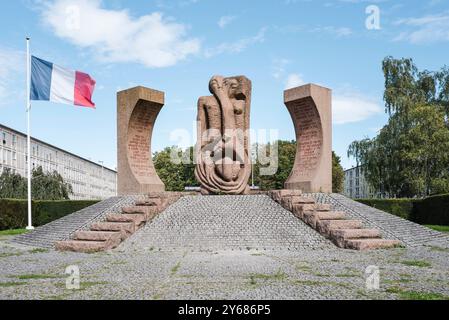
left=26, top=37, right=34, bottom=230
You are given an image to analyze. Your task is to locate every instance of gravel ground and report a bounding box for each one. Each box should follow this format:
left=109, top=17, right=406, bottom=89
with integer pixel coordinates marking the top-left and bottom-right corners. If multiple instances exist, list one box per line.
left=1, top=235, right=448, bottom=300
left=2, top=195, right=448, bottom=300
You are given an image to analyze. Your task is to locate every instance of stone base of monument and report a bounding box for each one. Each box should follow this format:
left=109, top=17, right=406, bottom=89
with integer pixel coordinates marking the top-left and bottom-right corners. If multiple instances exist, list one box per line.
left=268, top=190, right=402, bottom=250
left=55, top=193, right=181, bottom=253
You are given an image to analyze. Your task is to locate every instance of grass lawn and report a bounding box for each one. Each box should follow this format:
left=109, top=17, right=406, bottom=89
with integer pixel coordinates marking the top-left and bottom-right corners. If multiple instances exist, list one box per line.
left=425, top=225, right=449, bottom=233
left=0, top=229, right=29, bottom=236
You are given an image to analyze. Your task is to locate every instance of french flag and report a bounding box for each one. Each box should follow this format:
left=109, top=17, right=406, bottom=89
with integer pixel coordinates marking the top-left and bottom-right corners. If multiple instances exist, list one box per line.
left=30, top=56, right=96, bottom=108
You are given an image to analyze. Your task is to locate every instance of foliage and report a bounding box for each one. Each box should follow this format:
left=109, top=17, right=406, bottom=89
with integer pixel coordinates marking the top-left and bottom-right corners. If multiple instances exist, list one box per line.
left=253, top=140, right=296, bottom=190
left=348, top=57, right=449, bottom=198
left=31, top=166, right=72, bottom=200
left=0, top=229, right=28, bottom=236
left=357, top=193, right=449, bottom=226
left=356, top=199, right=414, bottom=220
left=0, top=166, right=72, bottom=200
left=154, top=141, right=342, bottom=192
left=0, top=199, right=99, bottom=230
left=0, top=169, right=27, bottom=199
left=425, top=225, right=449, bottom=233
left=412, top=193, right=449, bottom=225
left=153, top=146, right=197, bottom=191
left=332, top=151, right=344, bottom=193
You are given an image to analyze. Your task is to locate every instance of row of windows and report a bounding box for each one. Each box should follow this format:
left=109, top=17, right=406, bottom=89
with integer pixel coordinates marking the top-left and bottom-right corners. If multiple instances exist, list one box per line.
left=0, top=128, right=116, bottom=200
left=344, top=167, right=374, bottom=199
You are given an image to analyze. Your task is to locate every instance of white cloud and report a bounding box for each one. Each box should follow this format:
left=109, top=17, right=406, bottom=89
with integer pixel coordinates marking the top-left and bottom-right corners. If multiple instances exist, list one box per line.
left=0, top=49, right=23, bottom=105
left=41, top=0, right=200, bottom=68
left=333, top=93, right=382, bottom=124
left=393, top=14, right=449, bottom=44
left=285, top=73, right=305, bottom=89
left=204, top=28, right=266, bottom=57
left=218, top=15, right=236, bottom=29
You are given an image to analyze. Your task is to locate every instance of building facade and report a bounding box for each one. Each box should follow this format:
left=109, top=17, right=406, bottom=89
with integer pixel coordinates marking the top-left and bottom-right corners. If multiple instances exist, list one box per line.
left=344, top=166, right=375, bottom=199
left=0, top=124, right=116, bottom=200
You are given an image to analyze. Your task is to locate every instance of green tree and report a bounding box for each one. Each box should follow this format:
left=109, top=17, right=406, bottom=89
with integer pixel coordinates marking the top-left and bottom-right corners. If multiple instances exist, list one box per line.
left=254, top=140, right=296, bottom=190
left=348, top=57, right=449, bottom=197
left=0, top=168, right=27, bottom=199
left=154, top=141, right=344, bottom=192
left=31, top=166, right=72, bottom=200
left=0, top=166, right=72, bottom=200
left=332, top=151, right=344, bottom=193
left=153, top=146, right=197, bottom=191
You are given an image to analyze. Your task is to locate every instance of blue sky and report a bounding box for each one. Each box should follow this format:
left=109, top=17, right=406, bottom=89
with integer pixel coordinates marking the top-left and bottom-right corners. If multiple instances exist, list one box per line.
left=1, top=0, right=448, bottom=171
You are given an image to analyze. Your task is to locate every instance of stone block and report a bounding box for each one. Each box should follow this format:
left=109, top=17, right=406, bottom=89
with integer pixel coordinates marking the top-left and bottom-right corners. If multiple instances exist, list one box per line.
left=90, top=221, right=135, bottom=239
left=135, top=199, right=160, bottom=207
left=117, top=86, right=165, bottom=195
left=304, top=211, right=346, bottom=229
left=316, top=219, right=363, bottom=236
left=55, top=239, right=119, bottom=253
left=329, top=228, right=382, bottom=248
left=122, top=206, right=159, bottom=219
left=73, top=230, right=122, bottom=242
left=284, top=84, right=332, bottom=193
left=106, top=213, right=147, bottom=227
left=344, top=239, right=402, bottom=250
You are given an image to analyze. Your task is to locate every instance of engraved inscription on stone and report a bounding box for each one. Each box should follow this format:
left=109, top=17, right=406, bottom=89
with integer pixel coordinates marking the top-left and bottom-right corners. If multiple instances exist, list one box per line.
left=289, top=98, right=322, bottom=179
left=128, top=105, right=157, bottom=178
left=284, top=83, right=331, bottom=193
left=117, top=86, right=165, bottom=195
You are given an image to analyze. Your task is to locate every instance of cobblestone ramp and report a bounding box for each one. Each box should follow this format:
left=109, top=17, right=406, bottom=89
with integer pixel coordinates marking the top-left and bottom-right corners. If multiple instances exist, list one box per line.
left=122, top=195, right=333, bottom=251
left=12, top=196, right=140, bottom=249
left=310, top=193, right=449, bottom=247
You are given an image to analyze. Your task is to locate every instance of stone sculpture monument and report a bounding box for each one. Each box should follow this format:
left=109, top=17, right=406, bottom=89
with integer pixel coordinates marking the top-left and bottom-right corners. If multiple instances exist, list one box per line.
left=195, top=75, right=252, bottom=195
left=284, top=84, right=332, bottom=193
left=117, top=86, right=165, bottom=195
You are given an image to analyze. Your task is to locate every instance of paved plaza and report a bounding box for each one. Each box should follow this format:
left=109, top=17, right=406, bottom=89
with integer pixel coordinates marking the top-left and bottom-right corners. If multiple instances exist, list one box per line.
left=1, top=195, right=448, bottom=300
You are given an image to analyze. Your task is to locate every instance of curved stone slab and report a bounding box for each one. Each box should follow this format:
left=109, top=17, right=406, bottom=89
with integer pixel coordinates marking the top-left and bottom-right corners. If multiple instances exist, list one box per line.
left=284, top=84, right=332, bottom=193
left=117, top=86, right=165, bottom=195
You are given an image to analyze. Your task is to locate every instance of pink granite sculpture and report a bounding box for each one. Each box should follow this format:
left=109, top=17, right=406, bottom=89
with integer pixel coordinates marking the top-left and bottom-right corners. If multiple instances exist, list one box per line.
left=195, top=75, right=252, bottom=195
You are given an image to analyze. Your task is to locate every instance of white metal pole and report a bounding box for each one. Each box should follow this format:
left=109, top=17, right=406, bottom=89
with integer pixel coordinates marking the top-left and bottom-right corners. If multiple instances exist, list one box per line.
left=251, top=145, right=254, bottom=188
left=26, top=37, right=34, bottom=230
left=99, top=161, right=104, bottom=199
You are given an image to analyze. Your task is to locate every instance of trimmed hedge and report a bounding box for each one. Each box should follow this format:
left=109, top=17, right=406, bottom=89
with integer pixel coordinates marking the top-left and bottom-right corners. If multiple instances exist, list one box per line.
left=356, top=199, right=414, bottom=220
left=412, top=194, right=449, bottom=225
left=0, top=199, right=99, bottom=230
left=356, top=194, right=449, bottom=226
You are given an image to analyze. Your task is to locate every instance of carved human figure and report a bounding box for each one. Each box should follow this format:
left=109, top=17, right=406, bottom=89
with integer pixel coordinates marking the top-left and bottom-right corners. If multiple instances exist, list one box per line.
left=195, top=75, right=252, bottom=195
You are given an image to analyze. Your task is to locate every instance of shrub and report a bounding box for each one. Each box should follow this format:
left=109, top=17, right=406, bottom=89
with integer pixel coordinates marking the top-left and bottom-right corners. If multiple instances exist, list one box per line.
left=356, top=199, right=414, bottom=220
left=0, top=199, right=99, bottom=230
left=357, top=194, right=449, bottom=226
left=411, top=194, right=449, bottom=225
left=0, top=199, right=28, bottom=230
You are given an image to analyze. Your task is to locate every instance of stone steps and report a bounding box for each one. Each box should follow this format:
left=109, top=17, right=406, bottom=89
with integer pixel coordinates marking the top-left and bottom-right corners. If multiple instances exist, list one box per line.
left=269, top=189, right=402, bottom=250
left=73, top=230, right=122, bottom=242
left=304, top=211, right=346, bottom=228
left=106, top=213, right=147, bottom=226
left=119, top=195, right=332, bottom=250
left=330, top=228, right=381, bottom=248
left=317, top=219, right=364, bottom=236
left=345, top=239, right=401, bottom=250
left=90, top=221, right=135, bottom=238
left=55, top=240, right=115, bottom=253
left=55, top=193, right=182, bottom=253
